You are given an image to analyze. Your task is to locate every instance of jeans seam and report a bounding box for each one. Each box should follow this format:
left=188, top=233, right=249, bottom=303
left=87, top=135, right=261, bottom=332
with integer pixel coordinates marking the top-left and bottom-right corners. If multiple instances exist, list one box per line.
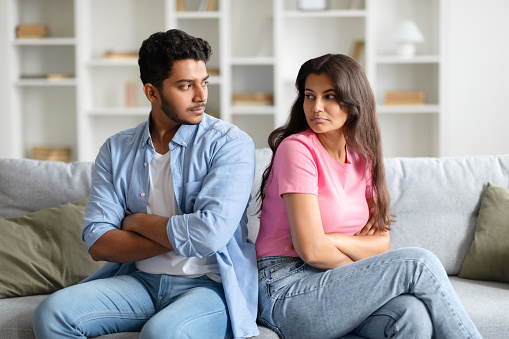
left=416, top=259, right=473, bottom=339
left=75, top=311, right=152, bottom=335
left=175, top=309, right=228, bottom=336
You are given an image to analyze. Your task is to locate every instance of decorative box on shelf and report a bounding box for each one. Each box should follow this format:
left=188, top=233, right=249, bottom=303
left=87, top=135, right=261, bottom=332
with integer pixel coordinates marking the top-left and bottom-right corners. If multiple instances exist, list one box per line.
left=385, top=90, right=426, bottom=105
left=31, top=146, right=71, bottom=162
left=233, top=92, right=274, bottom=106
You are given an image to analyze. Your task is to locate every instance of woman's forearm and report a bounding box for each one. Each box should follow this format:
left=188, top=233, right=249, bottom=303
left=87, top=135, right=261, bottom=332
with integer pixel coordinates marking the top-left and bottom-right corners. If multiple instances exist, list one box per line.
left=325, top=231, right=390, bottom=261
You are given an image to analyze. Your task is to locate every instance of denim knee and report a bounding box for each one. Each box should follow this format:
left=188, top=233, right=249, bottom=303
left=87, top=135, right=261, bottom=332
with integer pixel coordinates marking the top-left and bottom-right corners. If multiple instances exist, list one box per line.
left=396, top=247, right=446, bottom=274
left=396, top=295, right=434, bottom=338
left=33, top=290, right=71, bottom=337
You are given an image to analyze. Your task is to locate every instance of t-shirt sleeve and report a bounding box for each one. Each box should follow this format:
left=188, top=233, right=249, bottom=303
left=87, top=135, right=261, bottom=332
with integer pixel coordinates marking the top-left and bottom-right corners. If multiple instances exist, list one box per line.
left=272, top=138, right=319, bottom=196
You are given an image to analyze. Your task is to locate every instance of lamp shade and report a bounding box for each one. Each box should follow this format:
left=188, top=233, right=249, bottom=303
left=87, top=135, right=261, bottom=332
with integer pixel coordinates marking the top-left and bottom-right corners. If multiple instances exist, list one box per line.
left=395, top=20, right=425, bottom=43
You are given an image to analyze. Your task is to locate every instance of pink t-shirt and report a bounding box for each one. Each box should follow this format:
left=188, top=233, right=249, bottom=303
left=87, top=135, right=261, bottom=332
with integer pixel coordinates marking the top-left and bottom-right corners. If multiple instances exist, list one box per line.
left=255, top=129, right=375, bottom=258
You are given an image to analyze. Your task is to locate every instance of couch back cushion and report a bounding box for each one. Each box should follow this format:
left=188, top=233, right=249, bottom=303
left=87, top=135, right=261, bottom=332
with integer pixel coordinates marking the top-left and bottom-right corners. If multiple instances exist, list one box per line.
left=0, top=158, right=94, bottom=219
left=248, top=150, right=509, bottom=276
left=385, top=154, right=509, bottom=275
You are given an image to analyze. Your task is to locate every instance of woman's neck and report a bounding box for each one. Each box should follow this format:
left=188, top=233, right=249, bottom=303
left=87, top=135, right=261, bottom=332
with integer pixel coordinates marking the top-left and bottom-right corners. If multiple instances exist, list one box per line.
left=316, top=131, right=347, bottom=163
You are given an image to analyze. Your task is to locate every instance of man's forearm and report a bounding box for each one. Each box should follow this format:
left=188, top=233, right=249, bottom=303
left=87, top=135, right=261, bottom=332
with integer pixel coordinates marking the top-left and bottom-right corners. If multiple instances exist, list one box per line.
left=121, top=213, right=174, bottom=250
left=89, top=228, right=170, bottom=263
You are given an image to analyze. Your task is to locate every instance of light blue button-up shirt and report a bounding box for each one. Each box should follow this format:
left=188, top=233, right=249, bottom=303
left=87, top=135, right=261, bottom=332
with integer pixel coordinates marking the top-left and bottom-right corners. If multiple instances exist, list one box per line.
left=81, top=113, right=259, bottom=338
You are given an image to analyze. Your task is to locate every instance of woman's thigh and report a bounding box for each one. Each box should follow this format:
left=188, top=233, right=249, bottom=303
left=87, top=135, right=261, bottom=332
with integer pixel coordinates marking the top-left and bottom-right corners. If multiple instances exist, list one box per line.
left=140, top=283, right=232, bottom=339
left=258, top=248, right=446, bottom=339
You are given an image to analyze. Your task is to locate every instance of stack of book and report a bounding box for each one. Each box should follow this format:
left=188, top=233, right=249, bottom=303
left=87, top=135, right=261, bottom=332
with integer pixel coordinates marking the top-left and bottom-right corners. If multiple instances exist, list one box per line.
left=385, top=91, right=426, bottom=105
left=103, top=50, right=139, bottom=59
left=233, top=93, right=273, bottom=106
left=32, top=146, right=71, bottom=162
left=16, top=25, right=49, bottom=38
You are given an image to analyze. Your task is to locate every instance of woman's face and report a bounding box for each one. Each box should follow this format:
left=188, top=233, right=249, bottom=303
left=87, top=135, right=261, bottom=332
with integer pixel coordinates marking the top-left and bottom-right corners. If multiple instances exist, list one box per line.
left=303, top=73, right=348, bottom=137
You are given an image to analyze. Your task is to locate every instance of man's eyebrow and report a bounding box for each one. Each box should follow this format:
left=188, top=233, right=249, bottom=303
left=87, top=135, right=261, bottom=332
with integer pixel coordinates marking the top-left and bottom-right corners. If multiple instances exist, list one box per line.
left=176, top=75, right=210, bottom=84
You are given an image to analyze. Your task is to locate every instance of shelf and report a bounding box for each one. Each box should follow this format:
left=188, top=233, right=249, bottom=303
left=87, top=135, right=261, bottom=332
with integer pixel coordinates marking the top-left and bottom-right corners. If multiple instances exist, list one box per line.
left=14, top=38, right=76, bottom=46
left=377, top=104, right=440, bottom=114
left=283, top=10, right=367, bottom=18
left=88, top=58, right=138, bottom=66
left=16, top=78, right=77, bottom=87
left=375, top=55, right=441, bottom=64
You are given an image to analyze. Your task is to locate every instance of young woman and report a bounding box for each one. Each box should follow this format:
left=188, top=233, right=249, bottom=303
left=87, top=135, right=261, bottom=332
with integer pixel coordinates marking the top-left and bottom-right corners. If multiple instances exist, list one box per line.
left=255, top=54, right=481, bottom=339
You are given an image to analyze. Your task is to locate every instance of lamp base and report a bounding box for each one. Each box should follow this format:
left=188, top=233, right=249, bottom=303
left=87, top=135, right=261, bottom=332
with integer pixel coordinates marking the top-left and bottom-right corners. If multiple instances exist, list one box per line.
left=397, top=43, right=417, bottom=57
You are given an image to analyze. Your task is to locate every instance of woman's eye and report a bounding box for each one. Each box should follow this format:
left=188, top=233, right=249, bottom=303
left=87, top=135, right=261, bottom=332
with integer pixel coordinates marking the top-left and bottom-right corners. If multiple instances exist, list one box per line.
left=326, top=94, right=336, bottom=99
left=305, top=94, right=314, bottom=99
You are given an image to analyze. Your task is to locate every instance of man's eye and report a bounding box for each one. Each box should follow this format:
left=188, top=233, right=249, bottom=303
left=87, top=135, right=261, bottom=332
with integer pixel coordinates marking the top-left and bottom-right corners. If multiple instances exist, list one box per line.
left=181, top=85, right=191, bottom=90
left=202, top=81, right=209, bottom=87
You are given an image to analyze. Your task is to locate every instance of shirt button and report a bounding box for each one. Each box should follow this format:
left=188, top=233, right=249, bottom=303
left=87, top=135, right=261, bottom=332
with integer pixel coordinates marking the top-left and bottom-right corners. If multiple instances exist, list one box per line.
left=182, top=141, right=187, bottom=145
left=141, top=192, right=146, bottom=197
left=144, top=162, right=147, bottom=167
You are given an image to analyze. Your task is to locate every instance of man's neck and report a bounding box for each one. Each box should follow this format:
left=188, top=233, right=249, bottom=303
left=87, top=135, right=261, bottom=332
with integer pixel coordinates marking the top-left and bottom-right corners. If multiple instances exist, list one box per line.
left=149, top=114, right=180, bottom=154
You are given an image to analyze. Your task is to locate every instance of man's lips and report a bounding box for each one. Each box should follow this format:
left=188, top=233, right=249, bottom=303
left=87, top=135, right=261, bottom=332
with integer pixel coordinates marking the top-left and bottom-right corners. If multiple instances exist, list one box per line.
left=189, top=104, right=206, bottom=112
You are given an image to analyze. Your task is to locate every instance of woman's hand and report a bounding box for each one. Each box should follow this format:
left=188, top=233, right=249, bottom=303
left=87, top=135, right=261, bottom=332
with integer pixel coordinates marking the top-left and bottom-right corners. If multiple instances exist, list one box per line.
left=355, top=198, right=378, bottom=236
left=355, top=207, right=377, bottom=236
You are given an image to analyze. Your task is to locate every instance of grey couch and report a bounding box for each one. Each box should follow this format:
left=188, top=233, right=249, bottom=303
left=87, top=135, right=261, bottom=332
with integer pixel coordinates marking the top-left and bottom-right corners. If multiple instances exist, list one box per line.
left=1, top=149, right=508, bottom=339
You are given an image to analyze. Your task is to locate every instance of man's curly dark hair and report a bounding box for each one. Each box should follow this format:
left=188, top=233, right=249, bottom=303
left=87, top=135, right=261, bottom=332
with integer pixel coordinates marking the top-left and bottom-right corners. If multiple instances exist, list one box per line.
left=138, top=29, right=212, bottom=90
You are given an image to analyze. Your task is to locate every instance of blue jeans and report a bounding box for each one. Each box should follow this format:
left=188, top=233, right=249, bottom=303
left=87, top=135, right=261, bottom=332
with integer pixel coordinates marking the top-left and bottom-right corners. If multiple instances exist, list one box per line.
left=33, top=272, right=232, bottom=339
left=257, top=248, right=482, bottom=339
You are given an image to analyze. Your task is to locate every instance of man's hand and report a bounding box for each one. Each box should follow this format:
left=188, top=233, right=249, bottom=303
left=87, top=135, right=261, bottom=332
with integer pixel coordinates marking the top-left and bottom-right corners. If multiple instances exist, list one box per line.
left=120, top=213, right=173, bottom=250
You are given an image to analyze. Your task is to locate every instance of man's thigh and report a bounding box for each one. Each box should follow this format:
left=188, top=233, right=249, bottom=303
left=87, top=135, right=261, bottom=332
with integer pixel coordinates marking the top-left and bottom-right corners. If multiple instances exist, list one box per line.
left=140, top=282, right=232, bottom=339
left=34, top=274, right=156, bottom=338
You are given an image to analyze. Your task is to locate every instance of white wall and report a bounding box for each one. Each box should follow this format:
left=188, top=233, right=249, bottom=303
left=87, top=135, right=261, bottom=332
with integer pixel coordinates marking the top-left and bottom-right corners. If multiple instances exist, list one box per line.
left=0, top=0, right=14, bottom=158
left=442, top=0, right=509, bottom=156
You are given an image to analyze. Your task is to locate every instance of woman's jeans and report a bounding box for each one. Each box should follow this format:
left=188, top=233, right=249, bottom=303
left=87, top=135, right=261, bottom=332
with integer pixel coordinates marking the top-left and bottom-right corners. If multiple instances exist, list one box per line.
left=33, top=272, right=232, bottom=339
left=258, top=248, right=482, bottom=339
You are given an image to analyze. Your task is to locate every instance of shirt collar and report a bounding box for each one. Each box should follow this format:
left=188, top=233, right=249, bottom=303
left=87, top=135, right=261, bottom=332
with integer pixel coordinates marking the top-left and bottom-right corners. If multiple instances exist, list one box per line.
left=142, top=112, right=199, bottom=149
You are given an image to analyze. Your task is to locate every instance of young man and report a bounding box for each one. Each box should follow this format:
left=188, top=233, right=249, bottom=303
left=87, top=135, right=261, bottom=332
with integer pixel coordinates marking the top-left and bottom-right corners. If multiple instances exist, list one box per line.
left=33, top=29, right=259, bottom=339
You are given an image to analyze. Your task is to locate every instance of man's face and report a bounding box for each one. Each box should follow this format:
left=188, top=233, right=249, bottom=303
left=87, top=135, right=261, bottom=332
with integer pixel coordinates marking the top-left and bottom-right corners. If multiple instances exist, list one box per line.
left=158, top=59, right=209, bottom=126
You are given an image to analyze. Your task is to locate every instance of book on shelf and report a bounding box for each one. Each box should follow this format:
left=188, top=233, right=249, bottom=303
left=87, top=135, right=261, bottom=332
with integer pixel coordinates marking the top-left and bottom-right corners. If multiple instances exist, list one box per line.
left=207, top=68, right=220, bottom=76
left=31, top=146, right=71, bottom=162
left=385, top=91, right=426, bottom=105
left=21, top=73, right=74, bottom=81
left=350, top=40, right=365, bottom=62
left=16, top=24, right=49, bottom=38
left=179, top=0, right=217, bottom=12
left=233, top=93, right=273, bottom=106
left=103, top=50, right=139, bottom=59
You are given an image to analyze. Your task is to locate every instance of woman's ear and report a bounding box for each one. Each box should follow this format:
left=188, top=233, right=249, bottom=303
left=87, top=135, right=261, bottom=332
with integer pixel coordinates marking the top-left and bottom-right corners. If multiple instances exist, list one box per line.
left=143, top=83, right=159, bottom=103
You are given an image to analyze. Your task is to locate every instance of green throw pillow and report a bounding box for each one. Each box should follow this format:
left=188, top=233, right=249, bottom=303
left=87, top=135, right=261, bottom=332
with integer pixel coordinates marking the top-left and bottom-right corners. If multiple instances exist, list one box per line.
left=0, top=198, right=105, bottom=298
left=459, top=182, right=509, bottom=282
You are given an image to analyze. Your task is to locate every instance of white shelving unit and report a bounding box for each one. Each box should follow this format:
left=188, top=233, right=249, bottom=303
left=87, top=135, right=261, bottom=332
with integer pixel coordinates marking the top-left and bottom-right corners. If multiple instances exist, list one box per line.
left=6, top=0, right=444, bottom=162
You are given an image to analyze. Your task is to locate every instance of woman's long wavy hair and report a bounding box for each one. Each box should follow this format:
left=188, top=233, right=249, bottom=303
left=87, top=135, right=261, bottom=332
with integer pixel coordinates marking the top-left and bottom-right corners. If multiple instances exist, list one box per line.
left=258, top=54, right=393, bottom=230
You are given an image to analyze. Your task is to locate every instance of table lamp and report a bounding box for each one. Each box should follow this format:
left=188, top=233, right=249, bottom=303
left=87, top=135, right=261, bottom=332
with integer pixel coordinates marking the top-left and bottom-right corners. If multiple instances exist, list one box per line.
left=395, top=20, right=424, bottom=57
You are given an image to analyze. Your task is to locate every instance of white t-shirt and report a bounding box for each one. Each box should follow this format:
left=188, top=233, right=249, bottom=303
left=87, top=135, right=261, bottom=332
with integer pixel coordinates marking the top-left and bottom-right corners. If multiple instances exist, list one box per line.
left=135, top=150, right=220, bottom=281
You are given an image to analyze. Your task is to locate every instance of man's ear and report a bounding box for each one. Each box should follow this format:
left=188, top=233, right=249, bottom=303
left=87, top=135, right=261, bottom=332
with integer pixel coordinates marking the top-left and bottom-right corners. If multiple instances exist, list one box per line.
left=143, top=83, right=159, bottom=103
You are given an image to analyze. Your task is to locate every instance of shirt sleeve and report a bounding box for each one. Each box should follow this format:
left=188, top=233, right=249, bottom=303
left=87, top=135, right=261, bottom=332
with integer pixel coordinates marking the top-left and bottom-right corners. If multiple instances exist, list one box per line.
left=81, top=139, right=126, bottom=252
left=273, top=137, right=319, bottom=196
left=167, top=135, right=256, bottom=258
